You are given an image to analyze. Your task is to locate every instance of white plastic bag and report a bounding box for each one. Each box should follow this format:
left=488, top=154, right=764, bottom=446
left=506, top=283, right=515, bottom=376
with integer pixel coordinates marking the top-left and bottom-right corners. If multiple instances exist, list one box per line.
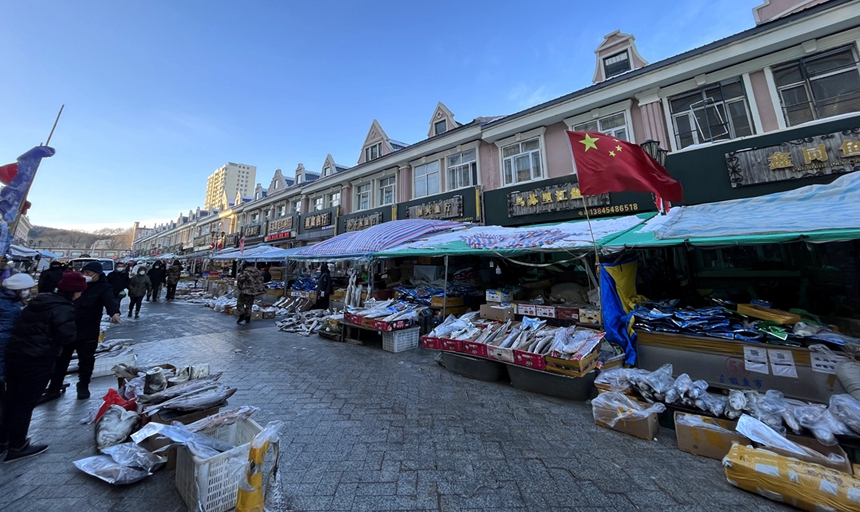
left=591, top=391, right=666, bottom=428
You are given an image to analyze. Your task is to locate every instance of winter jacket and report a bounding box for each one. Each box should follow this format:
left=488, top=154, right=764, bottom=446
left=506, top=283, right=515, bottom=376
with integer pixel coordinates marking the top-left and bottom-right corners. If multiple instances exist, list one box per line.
left=128, top=274, right=152, bottom=298
left=237, top=266, right=265, bottom=296
left=148, top=266, right=167, bottom=287
left=262, top=270, right=272, bottom=283
left=38, top=267, right=64, bottom=293
left=5, top=292, right=76, bottom=359
left=107, top=269, right=131, bottom=297
left=316, top=271, right=333, bottom=298
left=75, top=273, right=119, bottom=341
left=0, top=288, right=24, bottom=381
left=166, top=264, right=182, bottom=285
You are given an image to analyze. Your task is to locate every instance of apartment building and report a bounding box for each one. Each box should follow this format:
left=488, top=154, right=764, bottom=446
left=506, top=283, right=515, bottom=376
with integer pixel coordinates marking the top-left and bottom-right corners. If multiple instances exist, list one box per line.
left=203, top=162, right=257, bottom=210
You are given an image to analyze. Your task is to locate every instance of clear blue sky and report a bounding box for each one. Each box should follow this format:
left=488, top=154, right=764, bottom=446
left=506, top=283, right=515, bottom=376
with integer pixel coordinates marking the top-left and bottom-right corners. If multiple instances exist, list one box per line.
left=0, top=0, right=760, bottom=231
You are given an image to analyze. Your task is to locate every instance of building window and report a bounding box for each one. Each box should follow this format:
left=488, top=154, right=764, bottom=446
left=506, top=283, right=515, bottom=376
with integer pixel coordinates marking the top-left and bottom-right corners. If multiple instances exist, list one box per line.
left=378, top=176, right=396, bottom=206
left=447, top=149, right=477, bottom=190
left=365, top=142, right=382, bottom=162
left=502, top=138, right=542, bottom=186
left=413, top=161, right=440, bottom=198
left=773, top=45, right=860, bottom=126
left=291, top=200, right=301, bottom=214
left=273, top=181, right=279, bottom=190
left=329, top=192, right=341, bottom=208
left=356, top=183, right=371, bottom=210
left=313, top=197, right=324, bottom=211
left=573, top=112, right=629, bottom=140
left=434, top=120, right=447, bottom=135
left=324, top=166, right=332, bottom=176
left=668, top=78, right=754, bottom=149
left=252, top=212, right=259, bottom=223
left=278, top=204, right=286, bottom=217
left=604, top=51, right=630, bottom=78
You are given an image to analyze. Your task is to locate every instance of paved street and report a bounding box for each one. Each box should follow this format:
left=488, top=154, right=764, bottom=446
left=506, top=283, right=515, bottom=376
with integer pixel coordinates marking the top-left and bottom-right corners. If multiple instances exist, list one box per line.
left=0, top=300, right=790, bottom=512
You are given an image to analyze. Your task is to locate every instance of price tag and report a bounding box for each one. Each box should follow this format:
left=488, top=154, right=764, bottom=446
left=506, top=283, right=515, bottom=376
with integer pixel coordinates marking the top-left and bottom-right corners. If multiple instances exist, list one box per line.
left=743, top=346, right=769, bottom=374
left=768, top=349, right=798, bottom=379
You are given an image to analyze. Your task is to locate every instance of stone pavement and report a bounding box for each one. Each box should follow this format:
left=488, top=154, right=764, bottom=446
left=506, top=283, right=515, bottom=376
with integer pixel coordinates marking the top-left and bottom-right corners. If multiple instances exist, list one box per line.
left=0, top=300, right=791, bottom=512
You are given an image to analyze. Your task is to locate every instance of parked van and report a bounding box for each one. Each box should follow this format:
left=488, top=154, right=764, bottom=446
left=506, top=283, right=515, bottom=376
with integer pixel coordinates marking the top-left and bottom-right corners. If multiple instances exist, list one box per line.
left=68, top=257, right=116, bottom=275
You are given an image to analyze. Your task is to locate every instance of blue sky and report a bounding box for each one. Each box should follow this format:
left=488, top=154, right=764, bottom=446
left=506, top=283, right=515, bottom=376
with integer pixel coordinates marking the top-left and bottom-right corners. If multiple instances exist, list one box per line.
left=1, top=0, right=760, bottom=231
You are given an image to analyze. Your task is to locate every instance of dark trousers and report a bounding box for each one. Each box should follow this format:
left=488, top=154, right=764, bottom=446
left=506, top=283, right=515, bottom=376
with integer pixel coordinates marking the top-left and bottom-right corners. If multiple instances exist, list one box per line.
left=315, top=295, right=330, bottom=310
left=166, top=283, right=177, bottom=300
left=129, top=296, right=144, bottom=315
left=47, top=338, right=97, bottom=391
left=149, top=284, right=162, bottom=301
left=237, top=293, right=254, bottom=317
left=0, top=355, right=55, bottom=447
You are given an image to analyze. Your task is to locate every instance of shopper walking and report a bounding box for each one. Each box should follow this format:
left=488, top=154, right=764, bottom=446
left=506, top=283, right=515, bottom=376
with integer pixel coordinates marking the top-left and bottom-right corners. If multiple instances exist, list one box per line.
left=107, top=262, right=130, bottom=307
left=315, top=263, right=333, bottom=310
left=42, top=262, right=121, bottom=402
left=165, top=260, right=182, bottom=301
left=235, top=263, right=264, bottom=325
left=127, top=267, right=151, bottom=318
left=0, top=274, right=35, bottom=428
left=37, top=261, right=64, bottom=293
left=147, top=261, right=166, bottom=302
left=0, top=272, right=82, bottom=462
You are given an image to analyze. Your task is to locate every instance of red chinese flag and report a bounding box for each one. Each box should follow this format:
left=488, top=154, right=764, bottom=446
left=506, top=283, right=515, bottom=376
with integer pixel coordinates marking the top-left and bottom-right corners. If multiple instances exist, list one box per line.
left=566, top=131, right=683, bottom=202
left=0, top=162, right=18, bottom=184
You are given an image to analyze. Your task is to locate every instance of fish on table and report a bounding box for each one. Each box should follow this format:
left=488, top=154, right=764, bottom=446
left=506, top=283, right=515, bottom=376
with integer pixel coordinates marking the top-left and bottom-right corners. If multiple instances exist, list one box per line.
left=136, top=372, right=223, bottom=404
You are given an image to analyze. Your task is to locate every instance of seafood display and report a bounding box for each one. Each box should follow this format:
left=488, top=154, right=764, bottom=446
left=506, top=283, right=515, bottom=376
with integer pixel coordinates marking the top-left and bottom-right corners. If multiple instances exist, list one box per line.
left=95, top=405, right=140, bottom=449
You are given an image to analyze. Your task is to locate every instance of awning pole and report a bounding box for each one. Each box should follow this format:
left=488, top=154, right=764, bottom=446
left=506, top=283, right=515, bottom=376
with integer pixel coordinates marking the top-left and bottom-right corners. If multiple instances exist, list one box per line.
left=443, top=255, right=449, bottom=318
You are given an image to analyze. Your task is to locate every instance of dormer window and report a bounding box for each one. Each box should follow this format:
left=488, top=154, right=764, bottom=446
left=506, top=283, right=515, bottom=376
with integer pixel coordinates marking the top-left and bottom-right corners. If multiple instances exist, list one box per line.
left=434, top=120, right=447, bottom=135
left=604, top=51, right=630, bottom=78
left=324, top=166, right=332, bottom=176
left=365, top=142, right=382, bottom=162
left=273, top=181, right=279, bottom=190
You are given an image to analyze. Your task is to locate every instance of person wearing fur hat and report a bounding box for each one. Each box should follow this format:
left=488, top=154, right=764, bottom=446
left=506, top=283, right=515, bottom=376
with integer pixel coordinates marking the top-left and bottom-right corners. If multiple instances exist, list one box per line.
left=0, top=271, right=82, bottom=462
left=42, top=262, right=120, bottom=402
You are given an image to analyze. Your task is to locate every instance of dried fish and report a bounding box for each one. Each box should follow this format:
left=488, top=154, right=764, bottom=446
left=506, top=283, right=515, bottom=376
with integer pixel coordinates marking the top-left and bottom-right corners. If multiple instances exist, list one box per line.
left=150, top=386, right=237, bottom=413
left=137, top=372, right=223, bottom=404
left=96, top=405, right=140, bottom=449
left=183, top=406, right=260, bottom=433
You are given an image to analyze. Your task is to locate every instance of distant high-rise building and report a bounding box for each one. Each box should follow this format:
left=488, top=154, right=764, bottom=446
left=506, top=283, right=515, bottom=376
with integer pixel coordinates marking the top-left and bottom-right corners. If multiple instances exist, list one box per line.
left=204, top=162, right=256, bottom=210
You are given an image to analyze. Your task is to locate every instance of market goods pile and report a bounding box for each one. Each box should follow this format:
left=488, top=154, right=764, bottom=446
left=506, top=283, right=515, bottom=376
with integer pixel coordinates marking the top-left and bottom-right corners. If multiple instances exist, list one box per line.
left=276, top=309, right=337, bottom=336
left=597, top=364, right=860, bottom=446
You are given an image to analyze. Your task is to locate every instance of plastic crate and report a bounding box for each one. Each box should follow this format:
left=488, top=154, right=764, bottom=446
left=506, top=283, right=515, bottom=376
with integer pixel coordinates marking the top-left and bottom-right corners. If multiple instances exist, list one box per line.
left=175, top=418, right=263, bottom=512
left=92, top=348, right=136, bottom=378
left=382, top=327, right=420, bottom=353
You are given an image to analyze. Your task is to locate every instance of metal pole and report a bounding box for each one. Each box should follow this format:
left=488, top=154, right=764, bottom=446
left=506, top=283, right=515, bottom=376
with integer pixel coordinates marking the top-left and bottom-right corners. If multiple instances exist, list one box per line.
left=442, top=255, right=449, bottom=318
left=45, top=105, right=64, bottom=147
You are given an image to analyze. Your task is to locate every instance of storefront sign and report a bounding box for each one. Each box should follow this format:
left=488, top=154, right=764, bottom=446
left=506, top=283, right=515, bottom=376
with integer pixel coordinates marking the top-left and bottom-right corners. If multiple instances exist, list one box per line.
left=303, top=211, right=332, bottom=230
left=268, top=217, right=293, bottom=233
left=726, top=129, right=860, bottom=187
left=225, top=234, right=239, bottom=247
left=507, top=182, right=606, bottom=217
left=407, top=195, right=462, bottom=220
left=192, top=235, right=208, bottom=247
left=265, top=231, right=292, bottom=242
left=345, top=212, right=383, bottom=232
left=244, top=224, right=262, bottom=237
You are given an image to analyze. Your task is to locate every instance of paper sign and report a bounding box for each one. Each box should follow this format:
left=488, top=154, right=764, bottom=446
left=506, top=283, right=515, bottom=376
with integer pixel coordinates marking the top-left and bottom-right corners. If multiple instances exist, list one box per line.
left=768, top=349, right=798, bottom=378
left=743, top=346, right=769, bottom=374
left=811, top=352, right=849, bottom=374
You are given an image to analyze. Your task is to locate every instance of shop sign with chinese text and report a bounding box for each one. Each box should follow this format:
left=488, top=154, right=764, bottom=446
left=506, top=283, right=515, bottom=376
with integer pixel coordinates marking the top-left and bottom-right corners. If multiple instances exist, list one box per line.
left=345, top=212, right=383, bottom=232
left=303, top=211, right=333, bottom=230
left=507, top=182, right=607, bottom=217
left=267, top=217, right=293, bottom=234
left=244, top=224, right=262, bottom=237
left=726, top=129, right=860, bottom=187
left=406, top=195, right=462, bottom=220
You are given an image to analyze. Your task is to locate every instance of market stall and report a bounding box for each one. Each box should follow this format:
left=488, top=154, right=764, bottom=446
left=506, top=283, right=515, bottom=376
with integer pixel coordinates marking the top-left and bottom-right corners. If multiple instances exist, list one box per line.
left=600, top=173, right=860, bottom=403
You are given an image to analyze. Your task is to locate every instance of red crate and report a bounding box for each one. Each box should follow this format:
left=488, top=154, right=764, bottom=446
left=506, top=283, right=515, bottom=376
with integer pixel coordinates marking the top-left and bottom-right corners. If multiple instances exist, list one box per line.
left=343, top=313, right=364, bottom=326
left=421, top=336, right=443, bottom=350
left=461, top=340, right=489, bottom=358
left=512, top=350, right=547, bottom=370
left=372, top=318, right=414, bottom=332
left=440, top=339, right=464, bottom=352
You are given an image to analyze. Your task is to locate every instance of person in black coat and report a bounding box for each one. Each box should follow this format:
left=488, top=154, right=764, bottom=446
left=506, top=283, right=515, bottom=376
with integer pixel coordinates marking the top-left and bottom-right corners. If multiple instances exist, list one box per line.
left=42, top=262, right=121, bottom=401
left=261, top=266, right=272, bottom=283
left=0, top=272, right=83, bottom=463
left=315, top=263, right=333, bottom=310
left=37, top=260, right=64, bottom=293
left=147, top=261, right=166, bottom=302
left=107, top=262, right=130, bottom=304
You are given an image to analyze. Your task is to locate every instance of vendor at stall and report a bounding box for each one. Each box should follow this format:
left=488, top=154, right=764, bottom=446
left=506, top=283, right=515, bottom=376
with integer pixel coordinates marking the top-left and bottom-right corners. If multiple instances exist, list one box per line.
left=315, top=263, right=333, bottom=310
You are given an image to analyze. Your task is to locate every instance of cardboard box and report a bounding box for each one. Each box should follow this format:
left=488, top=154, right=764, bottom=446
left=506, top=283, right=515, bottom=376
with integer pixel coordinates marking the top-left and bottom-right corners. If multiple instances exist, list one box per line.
left=486, top=289, right=514, bottom=303
left=440, top=339, right=464, bottom=352
left=556, top=306, right=580, bottom=321
left=480, top=304, right=515, bottom=322
left=674, top=412, right=750, bottom=460
left=512, top=350, right=546, bottom=370
left=579, top=307, right=601, bottom=324
left=262, top=311, right=276, bottom=319
left=250, top=311, right=263, bottom=321
left=431, top=296, right=464, bottom=307
left=595, top=410, right=659, bottom=441
left=487, top=345, right=514, bottom=363
left=545, top=354, right=599, bottom=377
left=421, top=336, right=443, bottom=350
left=535, top=305, right=556, bottom=318
left=761, top=434, right=853, bottom=474
left=461, top=340, right=489, bottom=358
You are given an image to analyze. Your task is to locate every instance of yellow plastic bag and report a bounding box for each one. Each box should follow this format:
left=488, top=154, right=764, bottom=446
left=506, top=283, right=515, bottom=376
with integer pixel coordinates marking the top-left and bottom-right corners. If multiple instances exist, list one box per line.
left=723, top=443, right=860, bottom=511
left=236, top=421, right=284, bottom=512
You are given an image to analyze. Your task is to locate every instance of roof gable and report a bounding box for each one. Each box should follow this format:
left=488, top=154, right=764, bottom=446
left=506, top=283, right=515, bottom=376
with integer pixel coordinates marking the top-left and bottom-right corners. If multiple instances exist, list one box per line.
left=267, top=169, right=288, bottom=194
left=427, top=102, right=460, bottom=138
left=592, top=30, right=649, bottom=84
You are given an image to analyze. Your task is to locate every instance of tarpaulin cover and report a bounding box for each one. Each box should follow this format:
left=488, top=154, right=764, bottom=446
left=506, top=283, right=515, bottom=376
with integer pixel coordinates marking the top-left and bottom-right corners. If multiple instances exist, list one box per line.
left=605, top=173, right=860, bottom=250
left=7, top=244, right=38, bottom=258
left=374, top=214, right=652, bottom=258
left=292, top=219, right=462, bottom=259
left=0, top=146, right=55, bottom=256
left=600, top=257, right=641, bottom=366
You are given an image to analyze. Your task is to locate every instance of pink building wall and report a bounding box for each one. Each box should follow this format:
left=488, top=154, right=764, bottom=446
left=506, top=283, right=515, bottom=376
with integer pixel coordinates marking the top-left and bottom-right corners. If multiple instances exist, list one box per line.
left=479, top=142, right=500, bottom=191
left=544, top=122, right=575, bottom=178
left=749, top=70, right=781, bottom=132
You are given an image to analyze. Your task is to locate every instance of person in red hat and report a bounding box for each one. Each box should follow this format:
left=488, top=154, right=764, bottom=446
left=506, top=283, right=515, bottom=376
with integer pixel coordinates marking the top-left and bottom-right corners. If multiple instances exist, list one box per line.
left=0, top=271, right=83, bottom=462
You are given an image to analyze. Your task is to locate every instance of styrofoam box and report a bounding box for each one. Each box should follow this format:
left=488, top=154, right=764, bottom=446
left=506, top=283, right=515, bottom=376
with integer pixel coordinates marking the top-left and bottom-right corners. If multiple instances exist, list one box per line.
left=92, top=349, right=136, bottom=378
left=175, top=418, right=263, bottom=512
left=382, top=327, right=420, bottom=353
